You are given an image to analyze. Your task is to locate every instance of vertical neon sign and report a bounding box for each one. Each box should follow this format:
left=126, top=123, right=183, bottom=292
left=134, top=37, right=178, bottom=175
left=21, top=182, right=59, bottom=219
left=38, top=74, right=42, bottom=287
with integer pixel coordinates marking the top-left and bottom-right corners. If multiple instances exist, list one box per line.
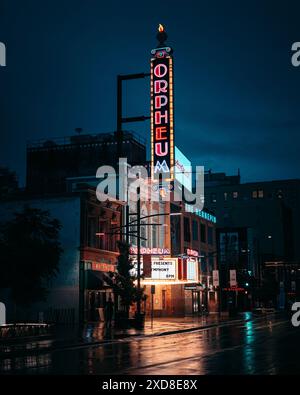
left=151, top=24, right=174, bottom=181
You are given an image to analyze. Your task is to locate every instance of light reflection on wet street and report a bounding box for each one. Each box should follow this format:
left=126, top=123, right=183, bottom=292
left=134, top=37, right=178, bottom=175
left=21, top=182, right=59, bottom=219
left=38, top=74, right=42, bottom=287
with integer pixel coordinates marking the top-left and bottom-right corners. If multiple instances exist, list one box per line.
left=1, top=314, right=300, bottom=375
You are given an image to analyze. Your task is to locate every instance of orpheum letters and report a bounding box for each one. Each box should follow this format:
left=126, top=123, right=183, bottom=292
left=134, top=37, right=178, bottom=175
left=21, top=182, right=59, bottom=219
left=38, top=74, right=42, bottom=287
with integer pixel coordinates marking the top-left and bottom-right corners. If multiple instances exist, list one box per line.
left=151, top=48, right=174, bottom=179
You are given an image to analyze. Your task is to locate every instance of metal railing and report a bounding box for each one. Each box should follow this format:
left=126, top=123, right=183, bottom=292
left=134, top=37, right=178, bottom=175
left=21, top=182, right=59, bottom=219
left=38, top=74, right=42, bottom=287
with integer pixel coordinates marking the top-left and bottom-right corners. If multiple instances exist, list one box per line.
left=0, top=323, right=52, bottom=340
left=27, top=131, right=146, bottom=150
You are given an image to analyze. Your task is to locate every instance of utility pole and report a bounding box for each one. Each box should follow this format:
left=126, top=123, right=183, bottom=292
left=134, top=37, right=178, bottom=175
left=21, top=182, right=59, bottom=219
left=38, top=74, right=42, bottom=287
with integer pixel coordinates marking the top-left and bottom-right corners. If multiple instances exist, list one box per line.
left=116, top=72, right=150, bottom=160
left=115, top=72, right=150, bottom=256
left=136, top=186, right=141, bottom=318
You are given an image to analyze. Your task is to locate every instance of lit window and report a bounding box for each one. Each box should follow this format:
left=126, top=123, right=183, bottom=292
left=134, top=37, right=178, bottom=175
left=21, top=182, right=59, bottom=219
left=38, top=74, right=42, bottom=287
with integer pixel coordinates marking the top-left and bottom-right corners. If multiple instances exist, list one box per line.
left=233, top=191, right=238, bottom=199
left=141, top=220, right=147, bottom=247
left=211, top=193, right=217, bottom=203
left=252, top=190, right=257, bottom=199
left=224, top=192, right=228, bottom=201
left=258, top=189, right=264, bottom=198
left=152, top=225, right=157, bottom=248
left=276, top=189, right=283, bottom=199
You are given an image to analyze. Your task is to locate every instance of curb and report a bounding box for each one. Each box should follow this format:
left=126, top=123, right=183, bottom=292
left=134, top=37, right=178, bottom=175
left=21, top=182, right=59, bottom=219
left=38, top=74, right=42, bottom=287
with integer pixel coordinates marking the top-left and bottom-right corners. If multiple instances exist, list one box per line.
left=0, top=312, right=278, bottom=358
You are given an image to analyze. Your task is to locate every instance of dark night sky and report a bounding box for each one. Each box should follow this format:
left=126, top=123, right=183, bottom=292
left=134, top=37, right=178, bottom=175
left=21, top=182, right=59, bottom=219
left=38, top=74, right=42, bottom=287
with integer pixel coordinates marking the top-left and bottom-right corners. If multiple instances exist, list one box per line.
left=0, top=0, right=299, bottom=186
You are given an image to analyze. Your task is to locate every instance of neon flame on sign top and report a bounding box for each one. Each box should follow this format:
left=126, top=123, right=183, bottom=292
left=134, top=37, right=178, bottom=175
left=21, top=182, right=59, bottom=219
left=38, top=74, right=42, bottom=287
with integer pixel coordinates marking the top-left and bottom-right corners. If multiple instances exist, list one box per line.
left=158, top=24, right=164, bottom=32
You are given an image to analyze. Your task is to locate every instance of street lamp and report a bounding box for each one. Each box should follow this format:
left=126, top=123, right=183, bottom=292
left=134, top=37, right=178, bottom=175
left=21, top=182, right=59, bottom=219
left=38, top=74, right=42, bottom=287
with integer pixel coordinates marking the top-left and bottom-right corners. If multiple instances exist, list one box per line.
left=98, top=199, right=180, bottom=324
left=127, top=194, right=181, bottom=322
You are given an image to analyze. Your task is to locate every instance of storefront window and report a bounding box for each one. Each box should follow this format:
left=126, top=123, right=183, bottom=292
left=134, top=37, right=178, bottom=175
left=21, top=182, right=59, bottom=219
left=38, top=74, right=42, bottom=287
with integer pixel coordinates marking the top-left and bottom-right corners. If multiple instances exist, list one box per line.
left=187, top=259, right=197, bottom=281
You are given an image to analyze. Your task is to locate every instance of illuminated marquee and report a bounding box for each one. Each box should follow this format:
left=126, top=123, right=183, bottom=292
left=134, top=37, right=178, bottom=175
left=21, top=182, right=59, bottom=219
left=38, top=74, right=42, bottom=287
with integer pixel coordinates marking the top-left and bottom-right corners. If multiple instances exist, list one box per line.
left=151, top=24, right=174, bottom=180
left=129, top=246, right=170, bottom=255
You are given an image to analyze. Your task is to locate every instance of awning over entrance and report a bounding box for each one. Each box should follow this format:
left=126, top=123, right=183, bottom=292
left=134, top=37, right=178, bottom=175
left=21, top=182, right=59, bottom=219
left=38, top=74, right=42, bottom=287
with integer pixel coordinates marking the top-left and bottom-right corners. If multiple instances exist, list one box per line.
left=184, top=283, right=204, bottom=291
left=86, top=270, right=112, bottom=290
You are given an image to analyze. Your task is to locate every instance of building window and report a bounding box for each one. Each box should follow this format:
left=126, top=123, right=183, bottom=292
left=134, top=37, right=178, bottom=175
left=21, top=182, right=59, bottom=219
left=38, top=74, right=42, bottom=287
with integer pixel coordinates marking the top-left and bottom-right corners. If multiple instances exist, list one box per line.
left=184, top=217, right=191, bottom=242
left=233, top=191, right=238, bottom=199
left=276, top=189, right=283, bottom=199
left=141, top=220, right=147, bottom=247
left=192, top=220, right=198, bottom=241
left=210, top=193, right=217, bottom=203
left=208, top=253, right=215, bottom=271
left=88, top=217, right=97, bottom=248
left=200, top=223, right=206, bottom=243
left=224, top=192, right=228, bottom=201
left=162, top=290, right=166, bottom=310
left=201, top=253, right=207, bottom=273
left=252, top=189, right=264, bottom=199
left=207, top=226, right=214, bottom=246
left=152, top=225, right=157, bottom=248
left=187, top=259, right=197, bottom=281
left=129, top=215, right=137, bottom=246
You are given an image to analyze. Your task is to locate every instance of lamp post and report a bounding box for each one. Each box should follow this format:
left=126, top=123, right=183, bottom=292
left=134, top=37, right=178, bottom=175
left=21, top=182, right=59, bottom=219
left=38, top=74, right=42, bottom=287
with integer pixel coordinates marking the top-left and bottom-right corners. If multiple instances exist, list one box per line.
left=98, top=205, right=180, bottom=324
left=127, top=207, right=181, bottom=322
left=136, top=187, right=142, bottom=318
left=116, top=72, right=150, bottom=160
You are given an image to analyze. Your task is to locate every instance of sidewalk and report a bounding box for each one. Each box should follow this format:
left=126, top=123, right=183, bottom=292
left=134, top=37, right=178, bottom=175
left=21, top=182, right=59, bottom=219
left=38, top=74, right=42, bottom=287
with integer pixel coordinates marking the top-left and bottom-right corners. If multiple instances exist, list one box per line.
left=80, top=313, right=244, bottom=341
left=0, top=312, right=264, bottom=357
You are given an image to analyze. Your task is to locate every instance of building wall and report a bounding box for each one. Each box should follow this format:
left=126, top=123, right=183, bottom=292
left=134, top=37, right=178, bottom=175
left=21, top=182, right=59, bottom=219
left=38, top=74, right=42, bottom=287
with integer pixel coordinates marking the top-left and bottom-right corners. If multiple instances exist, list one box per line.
left=26, top=132, right=147, bottom=194
left=144, top=284, right=188, bottom=317
left=205, top=178, right=300, bottom=264
left=0, top=196, right=81, bottom=323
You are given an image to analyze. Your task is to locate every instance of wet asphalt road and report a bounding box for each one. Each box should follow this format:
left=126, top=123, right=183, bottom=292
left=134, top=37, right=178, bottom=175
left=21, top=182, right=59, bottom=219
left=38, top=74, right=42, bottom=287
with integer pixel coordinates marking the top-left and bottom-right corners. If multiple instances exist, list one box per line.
left=1, top=313, right=300, bottom=374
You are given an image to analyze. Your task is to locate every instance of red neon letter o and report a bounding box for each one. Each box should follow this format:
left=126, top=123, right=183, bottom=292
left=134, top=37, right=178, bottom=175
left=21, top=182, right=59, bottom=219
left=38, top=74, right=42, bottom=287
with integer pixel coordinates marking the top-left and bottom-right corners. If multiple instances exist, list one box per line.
left=154, top=63, right=168, bottom=78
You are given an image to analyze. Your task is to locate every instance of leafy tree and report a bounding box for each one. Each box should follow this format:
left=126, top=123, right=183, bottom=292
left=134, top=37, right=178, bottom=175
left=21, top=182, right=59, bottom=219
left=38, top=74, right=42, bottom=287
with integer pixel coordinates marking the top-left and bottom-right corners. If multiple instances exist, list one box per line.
left=111, top=241, right=146, bottom=320
left=0, top=206, right=62, bottom=308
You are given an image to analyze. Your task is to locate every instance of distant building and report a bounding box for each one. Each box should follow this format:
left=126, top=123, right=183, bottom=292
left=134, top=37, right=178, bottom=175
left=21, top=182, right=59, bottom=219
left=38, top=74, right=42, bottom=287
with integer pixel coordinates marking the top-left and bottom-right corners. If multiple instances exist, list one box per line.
left=0, top=167, right=19, bottom=199
left=26, top=131, right=146, bottom=194
left=0, top=188, right=123, bottom=323
left=217, top=227, right=255, bottom=311
left=204, top=171, right=300, bottom=308
left=127, top=178, right=218, bottom=317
